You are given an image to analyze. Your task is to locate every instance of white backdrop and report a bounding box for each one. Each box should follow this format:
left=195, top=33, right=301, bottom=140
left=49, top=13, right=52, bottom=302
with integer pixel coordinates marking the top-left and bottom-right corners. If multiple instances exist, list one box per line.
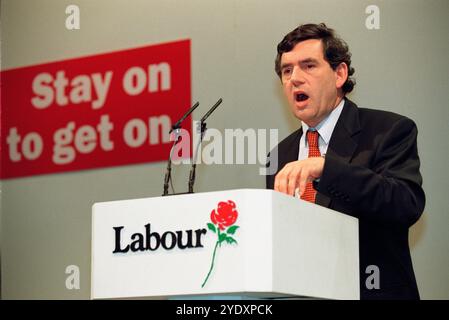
left=1, top=0, right=448, bottom=299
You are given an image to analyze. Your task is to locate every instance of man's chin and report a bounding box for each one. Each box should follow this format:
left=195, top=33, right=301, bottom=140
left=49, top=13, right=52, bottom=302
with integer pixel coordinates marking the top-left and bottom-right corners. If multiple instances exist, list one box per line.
left=292, top=104, right=310, bottom=116
left=293, top=110, right=317, bottom=126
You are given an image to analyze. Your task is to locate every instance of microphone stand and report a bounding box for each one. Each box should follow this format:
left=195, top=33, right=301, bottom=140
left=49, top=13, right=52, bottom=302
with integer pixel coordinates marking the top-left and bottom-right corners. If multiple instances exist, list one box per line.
left=162, top=102, right=199, bottom=196
left=188, top=98, right=223, bottom=193
left=162, top=128, right=182, bottom=196
left=188, top=121, right=207, bottom=193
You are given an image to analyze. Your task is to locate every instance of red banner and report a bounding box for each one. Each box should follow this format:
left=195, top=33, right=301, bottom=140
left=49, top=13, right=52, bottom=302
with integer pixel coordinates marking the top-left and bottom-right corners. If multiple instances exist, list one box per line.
left=1, top=39, right=191, bottom=179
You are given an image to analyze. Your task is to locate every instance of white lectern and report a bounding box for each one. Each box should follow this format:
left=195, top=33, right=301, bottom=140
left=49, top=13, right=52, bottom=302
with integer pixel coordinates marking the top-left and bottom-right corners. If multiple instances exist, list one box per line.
left=91, top=189, right=359, bottom=300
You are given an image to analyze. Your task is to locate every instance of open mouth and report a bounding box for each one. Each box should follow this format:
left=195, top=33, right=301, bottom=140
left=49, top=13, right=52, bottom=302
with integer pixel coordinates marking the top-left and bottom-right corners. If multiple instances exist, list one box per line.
left=295, top=93, right=309, bottom=102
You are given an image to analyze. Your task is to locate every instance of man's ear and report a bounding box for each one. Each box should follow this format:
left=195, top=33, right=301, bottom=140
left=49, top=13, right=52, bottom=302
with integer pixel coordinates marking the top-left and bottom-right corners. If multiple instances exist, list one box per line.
left=335, top=62, right=348, bottom=89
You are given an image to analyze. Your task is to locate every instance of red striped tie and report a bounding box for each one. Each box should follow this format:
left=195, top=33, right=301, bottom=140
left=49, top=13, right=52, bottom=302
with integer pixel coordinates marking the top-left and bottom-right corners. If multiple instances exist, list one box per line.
left=301, top=130, right=320, bottom=203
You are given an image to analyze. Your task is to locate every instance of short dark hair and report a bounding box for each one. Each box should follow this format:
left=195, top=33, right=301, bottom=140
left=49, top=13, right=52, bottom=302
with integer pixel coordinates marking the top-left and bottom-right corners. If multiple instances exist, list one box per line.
left=275, top=23, right=355, bottom=94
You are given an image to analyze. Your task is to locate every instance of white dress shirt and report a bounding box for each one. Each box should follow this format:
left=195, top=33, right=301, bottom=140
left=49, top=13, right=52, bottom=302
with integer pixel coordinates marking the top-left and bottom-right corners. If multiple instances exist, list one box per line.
left=298, top=98, right=345, bottom=160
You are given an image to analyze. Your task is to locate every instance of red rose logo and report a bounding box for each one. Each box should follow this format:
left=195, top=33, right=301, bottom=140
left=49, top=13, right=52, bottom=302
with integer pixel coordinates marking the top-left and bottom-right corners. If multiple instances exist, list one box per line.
left=201, top=200, right=239, bottom=288
left=210, top=200, right=238, bottom=231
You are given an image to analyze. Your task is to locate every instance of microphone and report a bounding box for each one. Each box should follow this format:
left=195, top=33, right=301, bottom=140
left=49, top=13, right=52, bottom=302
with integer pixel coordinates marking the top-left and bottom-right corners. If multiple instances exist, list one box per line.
left=169, top=101, right=200, bottom=134
left=188, top=98, right=224, bottom=193
left=200, top=98, right=222, bottom=123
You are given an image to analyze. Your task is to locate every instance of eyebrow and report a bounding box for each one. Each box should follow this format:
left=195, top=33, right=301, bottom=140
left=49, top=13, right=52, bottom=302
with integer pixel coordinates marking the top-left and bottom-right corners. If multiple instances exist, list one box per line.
left=280, top=57, right=320, bottom=70
left=300, top=58, right=319, bottom=64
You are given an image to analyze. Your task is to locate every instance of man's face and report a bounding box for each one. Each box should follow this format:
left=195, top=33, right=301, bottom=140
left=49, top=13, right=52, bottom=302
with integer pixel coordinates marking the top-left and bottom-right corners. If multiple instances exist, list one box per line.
left=280, top=39, right=344, bottom=127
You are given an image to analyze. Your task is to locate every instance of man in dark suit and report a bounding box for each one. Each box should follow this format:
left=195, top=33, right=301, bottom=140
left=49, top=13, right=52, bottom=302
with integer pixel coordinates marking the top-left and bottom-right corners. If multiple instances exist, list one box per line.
left=266, top=23, right=425, bottom=299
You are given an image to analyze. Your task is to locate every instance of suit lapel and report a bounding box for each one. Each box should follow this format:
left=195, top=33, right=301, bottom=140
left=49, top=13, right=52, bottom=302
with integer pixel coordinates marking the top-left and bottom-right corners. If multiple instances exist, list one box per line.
left=279, top=127, right=303, bottom=168
left=267, top=127, right=302, bottom=190
left=316, top=99, right=361, bottom=208
left=276, top=128, right=302, bottom=170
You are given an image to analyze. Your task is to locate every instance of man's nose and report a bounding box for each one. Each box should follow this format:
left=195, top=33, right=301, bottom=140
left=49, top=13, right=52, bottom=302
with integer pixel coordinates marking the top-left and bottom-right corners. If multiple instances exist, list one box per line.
left=291, top=66, right=305, bottom=86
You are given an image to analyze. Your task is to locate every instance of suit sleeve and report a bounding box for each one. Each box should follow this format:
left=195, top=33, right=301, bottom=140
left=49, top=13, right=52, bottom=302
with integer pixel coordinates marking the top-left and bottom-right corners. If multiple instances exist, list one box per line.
left=317, top=117, right=425, bottom=227
left=266, top=151, right=276, bottom=190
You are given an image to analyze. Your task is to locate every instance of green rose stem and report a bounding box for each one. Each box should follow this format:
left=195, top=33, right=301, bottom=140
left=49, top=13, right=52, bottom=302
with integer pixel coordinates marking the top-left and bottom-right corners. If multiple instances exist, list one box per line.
left=201, top=240, right=219, bottom=288
left=202, top=227, right=224, bottom=288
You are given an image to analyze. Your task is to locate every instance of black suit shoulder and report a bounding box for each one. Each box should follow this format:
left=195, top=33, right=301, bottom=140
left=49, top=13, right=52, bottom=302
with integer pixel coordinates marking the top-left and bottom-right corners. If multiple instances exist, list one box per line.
left=277, top=127, right=302, bottom=150
left=357, top=107, right=417, bottom=133
left=266, top=127, right=302, bottom=190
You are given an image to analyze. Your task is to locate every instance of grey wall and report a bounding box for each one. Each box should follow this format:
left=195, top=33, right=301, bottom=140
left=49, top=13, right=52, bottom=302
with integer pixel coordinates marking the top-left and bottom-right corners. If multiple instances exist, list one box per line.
left=1, top=0, right=448, bottom=299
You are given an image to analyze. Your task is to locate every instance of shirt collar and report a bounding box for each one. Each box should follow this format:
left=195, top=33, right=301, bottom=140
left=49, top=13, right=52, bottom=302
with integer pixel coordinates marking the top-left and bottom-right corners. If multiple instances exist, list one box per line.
left=301, top=98, right=345, bottom=145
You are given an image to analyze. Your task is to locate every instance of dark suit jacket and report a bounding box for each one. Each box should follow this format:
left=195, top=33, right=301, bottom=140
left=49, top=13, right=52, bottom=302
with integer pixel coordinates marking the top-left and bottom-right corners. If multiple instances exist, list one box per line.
left=266, top=98, right=425, bottom=300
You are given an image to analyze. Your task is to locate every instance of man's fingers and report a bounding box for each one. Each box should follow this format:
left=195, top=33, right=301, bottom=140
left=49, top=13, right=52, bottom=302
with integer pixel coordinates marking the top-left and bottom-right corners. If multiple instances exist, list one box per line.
left=274, top=174, right=281, bottom=192
left=275, top=158, right=324, bottom=197
left=287, top=167, right=301, bottom=196
left=298, top=168, right=309, bottom=197
left=274, top=167, right=290, bottom=194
